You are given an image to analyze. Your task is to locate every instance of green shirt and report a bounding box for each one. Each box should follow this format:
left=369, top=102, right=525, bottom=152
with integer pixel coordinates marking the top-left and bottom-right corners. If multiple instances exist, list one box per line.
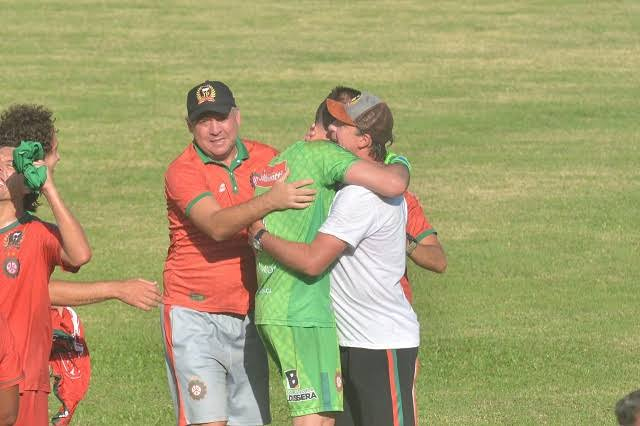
left=254, top=141, right=359, bottom=327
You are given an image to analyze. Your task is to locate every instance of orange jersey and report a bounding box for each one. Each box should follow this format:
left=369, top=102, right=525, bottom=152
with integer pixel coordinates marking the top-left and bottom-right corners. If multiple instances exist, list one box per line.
left=0, top=215, right=72, bottom=392
left=163, top=139, right=278, bottom=314
left=0, top=315, right=23, bottom=389
left=401, top=191, right=437, bottom=303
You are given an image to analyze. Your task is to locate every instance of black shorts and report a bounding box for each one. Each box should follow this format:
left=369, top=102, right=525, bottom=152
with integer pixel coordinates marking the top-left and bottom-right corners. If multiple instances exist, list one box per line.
left=336, top=346, right=418, bottom=426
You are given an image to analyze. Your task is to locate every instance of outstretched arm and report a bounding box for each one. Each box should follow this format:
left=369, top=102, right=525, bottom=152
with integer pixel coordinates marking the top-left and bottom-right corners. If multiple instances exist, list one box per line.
left=49, top=279, right=162, bottom=311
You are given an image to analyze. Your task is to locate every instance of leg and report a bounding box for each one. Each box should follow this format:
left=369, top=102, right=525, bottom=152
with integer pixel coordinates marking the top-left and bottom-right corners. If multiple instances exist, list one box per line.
left=161, top=305, right=230, bottom=426
left=258, top=325, right=342, bottom=423
left=226, top=313, right=271, bottom=426
left=340, top=347, right=418, bottom=426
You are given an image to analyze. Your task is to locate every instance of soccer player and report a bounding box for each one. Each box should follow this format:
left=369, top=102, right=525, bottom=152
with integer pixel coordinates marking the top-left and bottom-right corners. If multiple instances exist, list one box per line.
left=162, top=80, right=317, bottom=426
left=305, top=86, right=447, bottom=302
left=0, top=105, right=92, bottom=426
left=250, top=92, right=419, bottom=426
left=0, top=315, right=22, bottom=426
left=251, top=95, right=410, bottom=425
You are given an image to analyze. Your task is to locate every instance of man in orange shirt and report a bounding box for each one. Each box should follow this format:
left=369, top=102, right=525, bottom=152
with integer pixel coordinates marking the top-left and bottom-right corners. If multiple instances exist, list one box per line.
left=0, top=315, right=23, bottom=426
left=0, top=105, right=92, bottom=426
left=162, top=80, right=316, bottom=426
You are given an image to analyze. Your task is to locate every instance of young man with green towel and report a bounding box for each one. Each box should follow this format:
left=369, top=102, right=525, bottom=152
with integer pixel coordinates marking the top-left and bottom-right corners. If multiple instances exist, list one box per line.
left=0, top=104, right=92, bottom=426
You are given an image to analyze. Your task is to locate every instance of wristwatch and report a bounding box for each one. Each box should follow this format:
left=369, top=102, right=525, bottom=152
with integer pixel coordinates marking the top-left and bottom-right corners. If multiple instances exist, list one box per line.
left=406, top=233, right=418, bottom=255
left=252, top=229, right=269, bottom=251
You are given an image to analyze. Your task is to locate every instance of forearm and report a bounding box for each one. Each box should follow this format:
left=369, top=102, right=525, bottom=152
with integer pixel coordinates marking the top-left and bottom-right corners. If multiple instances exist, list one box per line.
left=42, top=184, right=91, bottom=266
left=409, top=243, right=447, bottom=273
left=261, top=233, right=320, bottom=276
left=49, top=280, right=120, bottom=306
left=201, top=192, right=277, bottom=241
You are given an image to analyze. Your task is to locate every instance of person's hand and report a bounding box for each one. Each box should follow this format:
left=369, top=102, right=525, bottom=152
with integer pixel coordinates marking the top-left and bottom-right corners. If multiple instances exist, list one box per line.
left=304, top=123, right=316, bottom=141
left=116, top=279, right=162, bottom=311
left=248, top=219, right=265, bottom=240
left=266, top=169, right=316, bottom=210
left=33, top=159, right=55, bottom=193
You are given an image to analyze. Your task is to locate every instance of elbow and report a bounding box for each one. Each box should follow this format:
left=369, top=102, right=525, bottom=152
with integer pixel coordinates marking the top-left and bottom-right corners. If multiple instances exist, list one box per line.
left=433, top=258, right=448, bottom=274
left=70, top=250, right=92, bottom=268
left=207, top=228, right=232, bottom=242
left=385, top=174, right=409, bottom=197
left=301, top=260, right=327, bottom=278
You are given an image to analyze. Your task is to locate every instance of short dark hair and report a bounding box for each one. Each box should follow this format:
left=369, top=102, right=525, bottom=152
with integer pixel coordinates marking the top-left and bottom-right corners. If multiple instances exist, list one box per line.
left=616, top=390, right=640, bottom=426
left=0, top=104, right=57, bottom=212
left=314, top=86, right=361, bottom=130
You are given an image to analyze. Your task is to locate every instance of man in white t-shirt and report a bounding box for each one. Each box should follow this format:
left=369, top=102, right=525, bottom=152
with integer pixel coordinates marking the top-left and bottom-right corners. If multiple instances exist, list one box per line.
left=249, top=92, right=418, bottom=426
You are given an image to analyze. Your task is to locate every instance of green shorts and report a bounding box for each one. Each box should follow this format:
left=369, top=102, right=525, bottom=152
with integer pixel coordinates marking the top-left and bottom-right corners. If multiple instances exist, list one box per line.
left=257, top=324, right=343, bottom=417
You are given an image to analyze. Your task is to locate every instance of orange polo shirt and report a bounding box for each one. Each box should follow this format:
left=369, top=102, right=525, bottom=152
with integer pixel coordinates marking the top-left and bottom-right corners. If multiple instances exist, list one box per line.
left=163, top=138, right=278, bottom=314
left=0, top=215, right=72, bottom=392
left=0, top=315, right=23, bottom=390
left=401, top=191, right=437, bottom=303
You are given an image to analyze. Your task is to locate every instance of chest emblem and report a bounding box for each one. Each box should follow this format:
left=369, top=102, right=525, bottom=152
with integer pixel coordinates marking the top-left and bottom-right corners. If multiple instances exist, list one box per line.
left=4, top=230, right=24, bottom=248
left=3, top=257, right=20, bottom=278
left=218, top=183, right=226, bottom=193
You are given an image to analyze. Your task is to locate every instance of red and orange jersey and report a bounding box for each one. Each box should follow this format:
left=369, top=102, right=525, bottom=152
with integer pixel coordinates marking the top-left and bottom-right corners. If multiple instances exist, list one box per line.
left=401, top=191, right=437, bottom=303
left=0, top=215, right=72, bottom=392
left=163, top=138, right=278, bottom=314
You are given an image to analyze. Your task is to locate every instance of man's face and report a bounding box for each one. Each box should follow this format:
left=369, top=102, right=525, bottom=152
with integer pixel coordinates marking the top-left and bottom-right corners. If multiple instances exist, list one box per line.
left=190, top=109, right=240, bottom=163
left=328, top=121, right=363, bottom=155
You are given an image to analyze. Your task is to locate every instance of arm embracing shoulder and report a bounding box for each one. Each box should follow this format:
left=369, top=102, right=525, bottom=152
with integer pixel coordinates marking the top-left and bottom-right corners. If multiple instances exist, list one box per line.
left=343, top=160, right=409, bottom=197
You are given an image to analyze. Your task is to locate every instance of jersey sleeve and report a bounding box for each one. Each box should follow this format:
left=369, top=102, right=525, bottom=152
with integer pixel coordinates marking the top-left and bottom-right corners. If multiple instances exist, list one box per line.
left=319, top=186, right=376, bottom=249
left=404, top=191, right=436, bottom=241
left=165, top=161, right=212, bottom=217
left=317, top=142, right=359, bottom=187
left=0, top=317, right=23, bottom=389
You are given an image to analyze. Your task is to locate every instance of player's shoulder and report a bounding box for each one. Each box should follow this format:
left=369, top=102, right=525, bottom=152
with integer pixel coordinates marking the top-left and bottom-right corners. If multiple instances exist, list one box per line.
left=165, top=144, right=200, bottom=179
left=21, top=215, right=58, bottom=236
left=242, top=139, right=278, bottom=160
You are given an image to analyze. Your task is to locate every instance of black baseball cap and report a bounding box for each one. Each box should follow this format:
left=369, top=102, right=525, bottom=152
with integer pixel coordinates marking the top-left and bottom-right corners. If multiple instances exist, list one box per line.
left=186, top=80, right=236, bottom=122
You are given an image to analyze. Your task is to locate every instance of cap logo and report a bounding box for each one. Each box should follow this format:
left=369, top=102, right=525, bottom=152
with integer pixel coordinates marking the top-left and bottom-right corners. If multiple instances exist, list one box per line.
left=349, top=94, right=362, bottom=105
left=196, top=84, right=216, bottom=104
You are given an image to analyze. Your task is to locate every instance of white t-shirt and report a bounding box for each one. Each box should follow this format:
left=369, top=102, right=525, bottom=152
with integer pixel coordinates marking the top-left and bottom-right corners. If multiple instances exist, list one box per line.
left=319, top=185, right=420, bottom=349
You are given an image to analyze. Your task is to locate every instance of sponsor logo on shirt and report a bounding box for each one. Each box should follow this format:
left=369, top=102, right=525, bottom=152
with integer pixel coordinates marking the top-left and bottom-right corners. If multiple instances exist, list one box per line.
left=287, top=388, right=318, bottom=402
left=285, top=370, right=299, bottom=389
left=250, top=161, right=287, bottom=188
left=257, top=262, right=278, bottom=275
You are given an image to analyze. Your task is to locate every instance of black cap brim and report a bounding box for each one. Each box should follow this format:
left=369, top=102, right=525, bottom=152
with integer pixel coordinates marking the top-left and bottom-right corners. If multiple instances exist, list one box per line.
left=188, top=103, right=233, bottom=122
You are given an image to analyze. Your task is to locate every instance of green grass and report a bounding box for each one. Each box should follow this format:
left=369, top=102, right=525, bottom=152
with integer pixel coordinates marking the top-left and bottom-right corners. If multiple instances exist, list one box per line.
left=1, top=0, right=639, bottom=424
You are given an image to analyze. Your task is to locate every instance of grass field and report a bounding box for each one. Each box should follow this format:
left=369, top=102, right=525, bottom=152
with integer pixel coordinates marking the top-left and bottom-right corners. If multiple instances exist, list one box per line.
left=1, top=1, right=639, bottom=424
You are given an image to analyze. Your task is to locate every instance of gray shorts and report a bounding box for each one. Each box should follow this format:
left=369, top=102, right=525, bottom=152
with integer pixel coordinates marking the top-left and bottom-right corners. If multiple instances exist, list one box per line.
left=161, top=305, right=271, bottom=425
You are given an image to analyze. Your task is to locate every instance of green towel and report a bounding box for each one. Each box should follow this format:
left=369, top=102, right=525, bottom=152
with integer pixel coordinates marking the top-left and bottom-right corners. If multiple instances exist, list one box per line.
left=13, top=140, right=47, bottom=192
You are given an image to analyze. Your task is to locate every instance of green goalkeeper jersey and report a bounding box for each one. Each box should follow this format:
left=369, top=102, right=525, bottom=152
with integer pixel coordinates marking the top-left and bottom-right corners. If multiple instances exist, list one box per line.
left=253, top=141, right=358, bottom=327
